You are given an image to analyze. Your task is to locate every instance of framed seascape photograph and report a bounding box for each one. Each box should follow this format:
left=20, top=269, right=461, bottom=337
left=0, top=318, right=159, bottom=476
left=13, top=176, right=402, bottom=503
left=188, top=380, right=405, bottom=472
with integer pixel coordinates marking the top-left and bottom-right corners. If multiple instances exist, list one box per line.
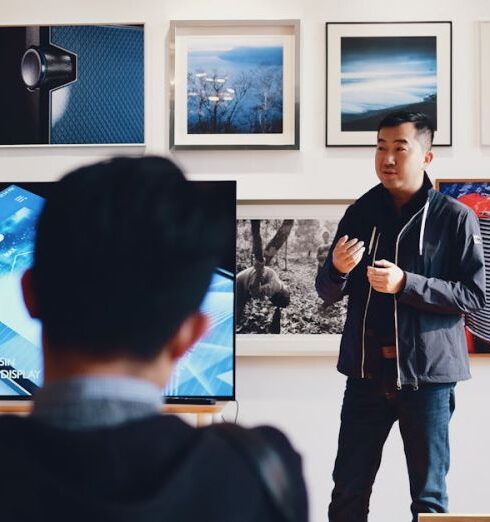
left=169, top=20, right=300, bottom=150
left=326, top=21, right=452, bottom=147
left=436, top=179, right=490, bottom=354
left=481, top=22, right=490, bottom=145
left=236, top=200, right=353, bottom=356
left=0, top=24, right=144, bottom=147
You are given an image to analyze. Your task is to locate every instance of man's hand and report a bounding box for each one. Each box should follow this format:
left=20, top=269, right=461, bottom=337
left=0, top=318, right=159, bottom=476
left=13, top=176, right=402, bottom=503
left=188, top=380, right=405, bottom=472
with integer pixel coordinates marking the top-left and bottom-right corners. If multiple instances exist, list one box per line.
left=367, top=259, right=406, bottom=294
left=332, top=235, right=365, bottom=274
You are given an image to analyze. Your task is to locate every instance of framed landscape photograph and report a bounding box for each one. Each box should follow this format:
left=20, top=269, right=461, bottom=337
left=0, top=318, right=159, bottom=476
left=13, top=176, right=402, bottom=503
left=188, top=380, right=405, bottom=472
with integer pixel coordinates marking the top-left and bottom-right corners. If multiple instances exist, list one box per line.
left=236, top=200, right=352, bottom=356
left=169, top=20, right=300, bottom=150
left=436, top=179, right=490, bottom=354
left=0, top=24, right=144, bottom=147
left=326, top=21, right=452, bottom=146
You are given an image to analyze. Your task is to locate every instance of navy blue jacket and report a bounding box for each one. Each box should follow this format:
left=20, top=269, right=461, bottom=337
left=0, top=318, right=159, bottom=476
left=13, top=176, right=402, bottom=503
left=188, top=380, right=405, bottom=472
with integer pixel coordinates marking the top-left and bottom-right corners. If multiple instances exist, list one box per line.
left=316, top=177, right=486, bottom=387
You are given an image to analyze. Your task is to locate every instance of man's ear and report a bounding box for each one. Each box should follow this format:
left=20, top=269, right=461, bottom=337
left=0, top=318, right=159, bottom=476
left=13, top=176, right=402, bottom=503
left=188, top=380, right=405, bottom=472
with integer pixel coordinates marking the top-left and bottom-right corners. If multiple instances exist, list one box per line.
left=166, top=312, right=209, bottom=362
left=424, top=150, right=433, bottom=168
left=21, top=269, right=40, bottom=318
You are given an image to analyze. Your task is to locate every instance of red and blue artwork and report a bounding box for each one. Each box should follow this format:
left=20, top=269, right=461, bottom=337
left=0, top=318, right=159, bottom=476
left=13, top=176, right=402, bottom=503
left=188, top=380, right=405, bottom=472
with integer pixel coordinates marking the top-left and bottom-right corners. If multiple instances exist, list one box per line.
left=437, top=179, right=490, bottom=353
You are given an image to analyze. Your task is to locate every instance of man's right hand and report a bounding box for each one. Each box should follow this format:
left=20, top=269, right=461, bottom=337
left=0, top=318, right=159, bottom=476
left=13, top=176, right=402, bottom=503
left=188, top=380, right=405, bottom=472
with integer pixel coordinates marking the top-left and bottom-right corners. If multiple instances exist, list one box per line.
left=332, top=235, right=365, bottom=275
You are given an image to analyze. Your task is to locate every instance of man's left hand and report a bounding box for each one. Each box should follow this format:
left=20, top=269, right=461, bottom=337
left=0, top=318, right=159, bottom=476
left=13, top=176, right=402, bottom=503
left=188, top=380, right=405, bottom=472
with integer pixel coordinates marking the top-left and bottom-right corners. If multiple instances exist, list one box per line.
left=367, top=260, right=406, bottom=294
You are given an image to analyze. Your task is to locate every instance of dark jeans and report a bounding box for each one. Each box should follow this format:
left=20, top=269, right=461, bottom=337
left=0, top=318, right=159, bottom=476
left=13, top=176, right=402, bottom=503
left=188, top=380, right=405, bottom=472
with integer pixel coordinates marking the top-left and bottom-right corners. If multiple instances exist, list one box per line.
left=328, top=361, right=456, bottom=522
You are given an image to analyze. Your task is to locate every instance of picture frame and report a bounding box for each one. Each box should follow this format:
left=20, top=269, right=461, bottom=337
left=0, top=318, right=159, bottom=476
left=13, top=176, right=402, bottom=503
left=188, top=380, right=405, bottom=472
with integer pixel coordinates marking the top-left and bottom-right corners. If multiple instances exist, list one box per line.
left=169, top=20, right=300, bottom=150
left=481, top=22, right=490, bottom=145
left=326, top=21, right=452, bottom=147
left=419, top=513, right=490, bottom=522
left=436, top=179, right=490, bottom=355
left=0, top=23, right=145, bottom=147
left=236, top=199, right=353, bottom=356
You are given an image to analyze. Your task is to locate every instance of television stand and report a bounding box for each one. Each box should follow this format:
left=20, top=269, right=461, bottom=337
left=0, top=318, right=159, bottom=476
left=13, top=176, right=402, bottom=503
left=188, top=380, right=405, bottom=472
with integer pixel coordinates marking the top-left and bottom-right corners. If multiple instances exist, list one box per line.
left=164, top=401, right=226, bottom=426
left=0, top=401, right=228, bottom=427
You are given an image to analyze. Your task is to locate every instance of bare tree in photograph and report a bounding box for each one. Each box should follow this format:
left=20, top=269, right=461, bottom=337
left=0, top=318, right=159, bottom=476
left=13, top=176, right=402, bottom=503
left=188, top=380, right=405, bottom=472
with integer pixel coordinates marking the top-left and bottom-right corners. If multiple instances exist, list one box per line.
left=237, top=220, right=292, bottom=333
left=249, top=68, right=283, bottom=133
left=187, top=65, right=283, bottom=134
left=188, top=71, right=240, bottom=133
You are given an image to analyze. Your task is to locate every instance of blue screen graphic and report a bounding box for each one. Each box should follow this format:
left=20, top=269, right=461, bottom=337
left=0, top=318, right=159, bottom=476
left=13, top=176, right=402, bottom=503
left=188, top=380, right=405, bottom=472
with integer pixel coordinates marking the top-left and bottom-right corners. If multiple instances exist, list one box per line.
left=0, top=185, right=234, bottom=399
left=165, top=268, right=234, bottom=398
left=0, top=186, right=44, bottom=396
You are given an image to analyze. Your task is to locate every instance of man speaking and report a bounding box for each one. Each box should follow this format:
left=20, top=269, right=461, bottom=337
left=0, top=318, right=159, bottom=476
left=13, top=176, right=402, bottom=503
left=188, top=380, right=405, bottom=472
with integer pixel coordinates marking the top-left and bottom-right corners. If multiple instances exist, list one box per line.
left=316, top=112, right=486, bottom=521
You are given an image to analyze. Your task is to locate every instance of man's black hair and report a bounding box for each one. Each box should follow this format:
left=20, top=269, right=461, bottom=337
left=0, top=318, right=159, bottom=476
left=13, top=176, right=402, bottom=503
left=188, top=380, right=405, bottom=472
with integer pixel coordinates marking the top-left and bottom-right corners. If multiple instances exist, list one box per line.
left=32, top=156, right=231, bottom=361
left=377, top=111, right=435, bottom=150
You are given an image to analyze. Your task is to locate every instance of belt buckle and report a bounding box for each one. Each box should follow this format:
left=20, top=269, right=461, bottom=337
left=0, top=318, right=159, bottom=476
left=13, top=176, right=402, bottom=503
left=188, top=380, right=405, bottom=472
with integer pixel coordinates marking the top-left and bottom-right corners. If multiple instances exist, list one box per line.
left=381, top=345, right=397, bottom=359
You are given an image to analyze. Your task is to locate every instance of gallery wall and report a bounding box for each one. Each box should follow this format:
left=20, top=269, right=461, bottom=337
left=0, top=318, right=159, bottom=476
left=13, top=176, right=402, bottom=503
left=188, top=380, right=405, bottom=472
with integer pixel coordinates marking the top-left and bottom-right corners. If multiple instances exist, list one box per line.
left=2, top=0, right=490, bottom=521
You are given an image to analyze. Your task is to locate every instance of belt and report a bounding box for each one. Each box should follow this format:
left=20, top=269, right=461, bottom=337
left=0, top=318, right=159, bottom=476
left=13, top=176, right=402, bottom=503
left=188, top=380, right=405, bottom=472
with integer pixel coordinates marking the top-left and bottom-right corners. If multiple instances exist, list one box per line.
left=381, top=345, right=397, bottom=359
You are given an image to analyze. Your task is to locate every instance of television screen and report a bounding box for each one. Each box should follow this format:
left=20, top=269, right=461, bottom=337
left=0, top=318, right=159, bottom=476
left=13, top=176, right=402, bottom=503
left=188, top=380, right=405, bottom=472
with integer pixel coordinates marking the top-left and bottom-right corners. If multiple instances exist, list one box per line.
left=0, top=181, right=236, bottom=401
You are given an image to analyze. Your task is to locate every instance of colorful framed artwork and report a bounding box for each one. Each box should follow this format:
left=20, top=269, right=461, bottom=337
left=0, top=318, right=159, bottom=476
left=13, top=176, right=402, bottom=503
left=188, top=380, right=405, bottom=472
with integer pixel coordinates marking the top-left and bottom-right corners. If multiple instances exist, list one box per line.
left=236, top=199, right=353, bottom=356
left=0, top=24, right=145, bottom=147
left=436, top=179, right=490, bottom=354
left=326, top=21, right=452, bottom=146
left=169, top=20, right=300, bottom=150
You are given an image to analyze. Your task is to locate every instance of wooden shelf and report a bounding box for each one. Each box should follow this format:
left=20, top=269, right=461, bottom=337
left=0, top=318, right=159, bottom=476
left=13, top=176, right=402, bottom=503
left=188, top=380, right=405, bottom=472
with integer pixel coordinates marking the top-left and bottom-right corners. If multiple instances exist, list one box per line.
left=0, top=401, right=227, bottom=416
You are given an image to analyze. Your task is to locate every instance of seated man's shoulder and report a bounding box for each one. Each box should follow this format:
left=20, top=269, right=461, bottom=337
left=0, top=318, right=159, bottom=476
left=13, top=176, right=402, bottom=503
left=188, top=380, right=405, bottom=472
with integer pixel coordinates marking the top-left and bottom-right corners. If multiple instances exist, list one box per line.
left=0, top=413, right=31, bottom=435
left=253, top=424, right=303, bottom=468
left=201, top=422, right=293, bottom=451
left=203, top=423, right=306, bottom=490
left=201, top=422, right=307, bottom=520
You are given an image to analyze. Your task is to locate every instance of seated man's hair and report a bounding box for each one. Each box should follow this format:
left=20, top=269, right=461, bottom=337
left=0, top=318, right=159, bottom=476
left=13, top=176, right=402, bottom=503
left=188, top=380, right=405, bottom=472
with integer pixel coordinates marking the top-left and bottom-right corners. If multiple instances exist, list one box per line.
left=32, top=156, right=231, bottom=361
left=377, top=111, right=435, bottom=150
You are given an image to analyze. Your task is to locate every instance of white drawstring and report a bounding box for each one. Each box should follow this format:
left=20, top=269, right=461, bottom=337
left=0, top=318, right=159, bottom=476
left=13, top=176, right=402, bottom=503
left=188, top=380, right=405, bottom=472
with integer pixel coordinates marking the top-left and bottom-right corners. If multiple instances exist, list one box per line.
left=419, top=199, right=430, bottom=255
left=368, top=226, right=377, bottom=255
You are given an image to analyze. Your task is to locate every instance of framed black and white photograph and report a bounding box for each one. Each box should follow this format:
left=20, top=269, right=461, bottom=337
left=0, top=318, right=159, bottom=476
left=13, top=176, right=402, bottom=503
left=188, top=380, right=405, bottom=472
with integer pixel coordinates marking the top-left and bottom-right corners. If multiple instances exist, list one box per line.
left=326, top=21, right=452, bottom=146
left=436, top=179, right=490, bottom=355
left=169, top=20, right=300, bottom=150
left=0, top=24, right=145, bottom=147
left=236, top=200, right=352, bottom=356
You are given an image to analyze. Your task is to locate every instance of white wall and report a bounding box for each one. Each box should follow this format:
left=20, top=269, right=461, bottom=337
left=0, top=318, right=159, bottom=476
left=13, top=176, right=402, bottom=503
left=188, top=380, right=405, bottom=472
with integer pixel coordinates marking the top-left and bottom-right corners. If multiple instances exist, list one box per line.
left=2, top=1, right=490, bottom=521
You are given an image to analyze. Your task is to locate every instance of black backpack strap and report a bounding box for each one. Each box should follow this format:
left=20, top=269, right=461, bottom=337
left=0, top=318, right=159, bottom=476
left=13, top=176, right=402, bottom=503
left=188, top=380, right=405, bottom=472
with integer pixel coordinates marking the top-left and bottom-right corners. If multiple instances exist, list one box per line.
left=209, top=423, right=297, bottom=522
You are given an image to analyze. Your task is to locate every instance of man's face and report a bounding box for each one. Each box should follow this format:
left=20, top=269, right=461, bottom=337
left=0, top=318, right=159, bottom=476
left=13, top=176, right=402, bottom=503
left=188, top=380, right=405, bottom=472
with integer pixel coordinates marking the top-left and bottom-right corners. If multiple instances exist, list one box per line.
left=375, top=122, right=433, bottom=196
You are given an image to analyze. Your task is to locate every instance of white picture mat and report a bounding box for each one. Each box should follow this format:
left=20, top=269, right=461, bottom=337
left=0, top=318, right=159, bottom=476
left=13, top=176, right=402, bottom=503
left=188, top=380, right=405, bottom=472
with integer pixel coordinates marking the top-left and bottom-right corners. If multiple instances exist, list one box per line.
left=326, top=22, right=452, bottom=146
left=172, top=22, right=297, bottom=147
left=236, top=200, right=351, bottom=356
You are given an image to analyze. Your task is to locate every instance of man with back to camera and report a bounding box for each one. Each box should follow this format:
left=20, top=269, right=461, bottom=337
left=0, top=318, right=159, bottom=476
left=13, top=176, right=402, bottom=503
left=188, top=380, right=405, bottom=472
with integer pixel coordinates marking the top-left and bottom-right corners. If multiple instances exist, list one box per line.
left=0, top=157, right=308, bottom=521
left=316, top=112, right=486, bottom=521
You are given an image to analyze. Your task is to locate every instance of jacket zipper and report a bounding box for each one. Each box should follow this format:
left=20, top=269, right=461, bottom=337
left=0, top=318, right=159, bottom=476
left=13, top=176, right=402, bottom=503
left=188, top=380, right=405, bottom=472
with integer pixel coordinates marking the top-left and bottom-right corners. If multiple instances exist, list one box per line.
left=361, top=232, right=380, bottom=378
left=393, top=201, right=428, bottom=389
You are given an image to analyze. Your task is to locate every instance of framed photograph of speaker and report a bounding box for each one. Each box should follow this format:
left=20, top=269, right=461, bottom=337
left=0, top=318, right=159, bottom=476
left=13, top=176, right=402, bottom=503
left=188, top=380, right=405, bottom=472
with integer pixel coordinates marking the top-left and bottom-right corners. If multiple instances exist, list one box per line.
left=481, top=22, right=490, bottom=145
left=236, top=199, right=353, bottom=356
left=326, top=21, right=452, bottom=146
left=436, top=179, right=490, bottom=354
left=0, top=24, right=144, bottom=146
left=169, top=20, right=300, bottom=150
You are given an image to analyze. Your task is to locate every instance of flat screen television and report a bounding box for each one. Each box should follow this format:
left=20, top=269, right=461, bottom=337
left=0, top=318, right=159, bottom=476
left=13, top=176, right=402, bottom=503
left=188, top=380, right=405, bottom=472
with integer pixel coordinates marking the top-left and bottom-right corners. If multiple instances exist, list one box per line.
left=0, top=180, right=236, bottom=403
